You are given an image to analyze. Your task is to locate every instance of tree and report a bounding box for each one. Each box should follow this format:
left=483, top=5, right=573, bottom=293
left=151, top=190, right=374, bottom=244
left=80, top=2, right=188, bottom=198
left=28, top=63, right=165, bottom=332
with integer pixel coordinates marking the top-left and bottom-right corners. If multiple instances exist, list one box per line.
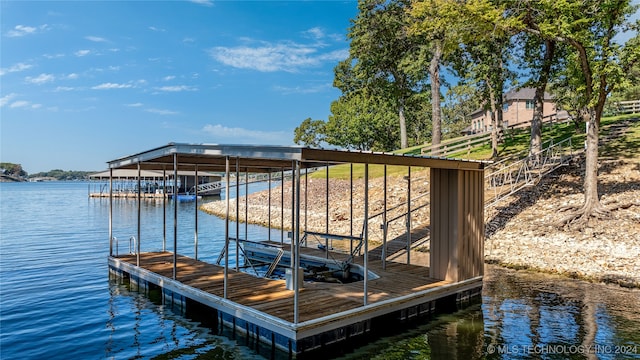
left=607, top=30, right=640, bottom=110
left=455, top=34, right=513, bottom=158
left=293, top=118, right=326, bottom=147
left=347, top=0, right=428, bottom=149
left=0, top=162, right=27, bottom=178
left=414, top=0, right=515, bottom=158
left=516, top=33, right=559, bottom=159
left=510, top=0, right=637, bottom=223
left=324, top=91, right=399, bottom=151
left=441, top=84, right=483, bottom=138
left=410, top=0, right=469, bottom=147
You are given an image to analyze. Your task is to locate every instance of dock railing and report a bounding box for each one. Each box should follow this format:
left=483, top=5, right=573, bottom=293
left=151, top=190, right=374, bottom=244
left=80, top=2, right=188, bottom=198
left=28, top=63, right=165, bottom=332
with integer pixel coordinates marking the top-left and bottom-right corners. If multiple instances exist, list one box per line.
left=484, top=136, right=574, bottom=206
left=112, top=236, right=137, bottom=256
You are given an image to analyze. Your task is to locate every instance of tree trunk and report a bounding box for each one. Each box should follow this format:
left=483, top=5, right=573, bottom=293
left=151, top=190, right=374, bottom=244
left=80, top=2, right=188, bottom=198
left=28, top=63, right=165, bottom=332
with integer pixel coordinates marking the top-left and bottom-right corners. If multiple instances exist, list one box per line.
left=530, top=97, right=543, bottom=162
left=488, top=83, right=499, bottom=159
left=584, top=111, right=599, bottom=206
left=399, top=97, right=408, bottom=149
left=530, top=40, right=555, bottom=163
left=430, top=40, right=442, bottom=148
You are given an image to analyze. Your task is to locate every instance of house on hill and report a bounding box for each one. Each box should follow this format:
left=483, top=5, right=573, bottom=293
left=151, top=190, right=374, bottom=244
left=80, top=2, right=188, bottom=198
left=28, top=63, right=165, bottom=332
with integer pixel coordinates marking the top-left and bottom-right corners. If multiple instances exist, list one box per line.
left=469, top=88, right=562, bottom=133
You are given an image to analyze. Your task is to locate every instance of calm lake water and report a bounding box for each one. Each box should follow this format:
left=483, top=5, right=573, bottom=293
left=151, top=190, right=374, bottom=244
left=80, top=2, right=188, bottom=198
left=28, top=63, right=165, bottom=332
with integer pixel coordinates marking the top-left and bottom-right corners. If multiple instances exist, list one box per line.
left=1, top=181, right=639, bottom=359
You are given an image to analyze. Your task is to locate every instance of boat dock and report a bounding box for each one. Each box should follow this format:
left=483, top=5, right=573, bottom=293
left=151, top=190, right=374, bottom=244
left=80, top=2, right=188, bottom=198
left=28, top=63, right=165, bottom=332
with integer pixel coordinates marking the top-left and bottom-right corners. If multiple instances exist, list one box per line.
left=105, top=143, right=486, bottom=358
left=89, top=168, right=222, bottom=198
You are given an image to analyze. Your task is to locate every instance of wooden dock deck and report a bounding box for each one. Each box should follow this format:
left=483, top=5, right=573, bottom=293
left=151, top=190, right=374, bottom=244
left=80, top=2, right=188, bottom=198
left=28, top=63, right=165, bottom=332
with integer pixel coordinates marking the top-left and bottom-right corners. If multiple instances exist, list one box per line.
left=110, top=247, right=481, bottom=357
left=113, top=250, right=452, bottom=323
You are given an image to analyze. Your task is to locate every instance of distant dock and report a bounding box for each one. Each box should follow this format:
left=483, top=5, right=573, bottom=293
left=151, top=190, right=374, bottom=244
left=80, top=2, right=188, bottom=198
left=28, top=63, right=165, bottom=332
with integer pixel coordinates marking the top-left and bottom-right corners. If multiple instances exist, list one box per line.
left=89, top=168, right=221, bottom=198
left=105, top=143, right=486, bottom=358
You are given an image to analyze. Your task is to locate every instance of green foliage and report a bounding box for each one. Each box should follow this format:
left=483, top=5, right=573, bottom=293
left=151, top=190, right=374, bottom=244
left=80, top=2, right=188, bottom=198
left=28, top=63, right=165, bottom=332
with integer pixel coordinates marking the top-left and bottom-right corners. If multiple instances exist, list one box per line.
left=441, top=84, right=483, bottom=138
left=0, top=162, right=27, bottom=178
left=607, top=29, right=640, bottom=108
left=342, top=0, right=430, bottom=148
left=325, top=91, right=399, bottom=151
left=293, top=118, right=326, bottom=147
left=28, top=169, right=93, bottom=180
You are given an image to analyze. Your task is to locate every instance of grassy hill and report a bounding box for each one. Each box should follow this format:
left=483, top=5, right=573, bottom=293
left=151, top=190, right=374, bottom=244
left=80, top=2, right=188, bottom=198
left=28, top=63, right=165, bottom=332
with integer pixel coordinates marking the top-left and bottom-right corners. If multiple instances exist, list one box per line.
left=310, top=113, right=639, bottom=180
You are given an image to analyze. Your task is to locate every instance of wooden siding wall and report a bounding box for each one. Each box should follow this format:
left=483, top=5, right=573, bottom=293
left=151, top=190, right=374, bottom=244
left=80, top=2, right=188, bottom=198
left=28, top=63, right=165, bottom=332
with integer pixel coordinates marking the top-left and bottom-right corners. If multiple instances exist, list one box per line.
left=430, top=168, right=484, bottom=282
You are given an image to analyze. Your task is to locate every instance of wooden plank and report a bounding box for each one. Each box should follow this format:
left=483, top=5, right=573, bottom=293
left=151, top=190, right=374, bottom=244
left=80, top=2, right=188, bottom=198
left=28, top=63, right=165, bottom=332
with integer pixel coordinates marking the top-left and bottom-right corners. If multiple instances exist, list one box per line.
left=116, top=252, right=459, bottom=323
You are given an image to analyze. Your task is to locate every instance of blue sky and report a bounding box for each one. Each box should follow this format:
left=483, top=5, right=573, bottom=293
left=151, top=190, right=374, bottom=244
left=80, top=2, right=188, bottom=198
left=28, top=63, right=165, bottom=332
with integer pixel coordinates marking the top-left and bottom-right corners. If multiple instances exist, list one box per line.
left=1, top=0, right=358, bottom=173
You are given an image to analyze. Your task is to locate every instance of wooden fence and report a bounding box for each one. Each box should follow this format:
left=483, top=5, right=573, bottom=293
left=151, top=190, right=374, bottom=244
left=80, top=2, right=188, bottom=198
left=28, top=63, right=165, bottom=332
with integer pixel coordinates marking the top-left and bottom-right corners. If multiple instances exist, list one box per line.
left=613, top=100, right=640, bottom=115
left=420, top=112, right=567, bottom=157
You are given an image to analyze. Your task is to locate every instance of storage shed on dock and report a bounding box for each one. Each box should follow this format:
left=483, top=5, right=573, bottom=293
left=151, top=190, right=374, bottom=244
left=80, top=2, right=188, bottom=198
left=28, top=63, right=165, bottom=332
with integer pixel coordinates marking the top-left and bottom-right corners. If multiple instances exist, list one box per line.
left=106, top=143, right=485, bottom=358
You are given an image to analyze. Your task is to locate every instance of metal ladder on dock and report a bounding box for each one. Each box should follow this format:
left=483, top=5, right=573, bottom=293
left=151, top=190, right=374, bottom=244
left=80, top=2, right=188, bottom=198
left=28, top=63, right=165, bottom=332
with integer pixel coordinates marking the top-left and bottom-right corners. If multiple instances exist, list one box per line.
left=264, top=248, right=285, bottom=277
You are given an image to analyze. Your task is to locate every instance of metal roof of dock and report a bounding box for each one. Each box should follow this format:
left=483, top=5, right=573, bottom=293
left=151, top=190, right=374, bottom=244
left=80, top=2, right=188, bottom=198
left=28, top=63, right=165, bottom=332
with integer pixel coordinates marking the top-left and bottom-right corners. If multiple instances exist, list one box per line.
left=90, top=169, right=221, bottom=179
left=107, top=143, right=486, bottom=172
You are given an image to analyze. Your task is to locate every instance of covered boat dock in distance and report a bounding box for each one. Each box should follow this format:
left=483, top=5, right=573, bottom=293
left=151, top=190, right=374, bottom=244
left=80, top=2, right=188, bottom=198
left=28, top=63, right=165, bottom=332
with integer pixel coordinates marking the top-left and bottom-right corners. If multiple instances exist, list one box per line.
left=89, top=168, right=222, bottom=198
left=106, top=143, right=486, bottom=358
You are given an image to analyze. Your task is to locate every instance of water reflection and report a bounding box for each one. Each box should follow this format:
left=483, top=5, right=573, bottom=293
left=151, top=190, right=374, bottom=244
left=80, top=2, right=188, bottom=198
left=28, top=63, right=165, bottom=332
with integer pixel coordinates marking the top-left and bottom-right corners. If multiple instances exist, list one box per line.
left=482, top=266, right=640, bottom=360
left=336, top=265, right=639, bottom=359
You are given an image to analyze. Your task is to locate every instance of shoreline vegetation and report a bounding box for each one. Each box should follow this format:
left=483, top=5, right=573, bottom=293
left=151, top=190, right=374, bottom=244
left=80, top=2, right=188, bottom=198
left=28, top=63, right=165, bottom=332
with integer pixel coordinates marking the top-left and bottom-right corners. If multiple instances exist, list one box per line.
left=201, top=116, right=640, bottom=289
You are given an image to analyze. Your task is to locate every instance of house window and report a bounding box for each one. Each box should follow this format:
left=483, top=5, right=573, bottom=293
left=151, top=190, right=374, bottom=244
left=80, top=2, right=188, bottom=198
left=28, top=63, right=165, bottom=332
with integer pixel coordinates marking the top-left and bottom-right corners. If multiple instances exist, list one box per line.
left=526, top=100, right=535, bottom=109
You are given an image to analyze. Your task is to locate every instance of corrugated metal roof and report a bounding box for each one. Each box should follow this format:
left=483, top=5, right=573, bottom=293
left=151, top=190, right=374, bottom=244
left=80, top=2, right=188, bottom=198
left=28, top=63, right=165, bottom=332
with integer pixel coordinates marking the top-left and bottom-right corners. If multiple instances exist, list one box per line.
left=89, top=169, right=221, bottom=179
left=106, top=143, right=486, bottom=172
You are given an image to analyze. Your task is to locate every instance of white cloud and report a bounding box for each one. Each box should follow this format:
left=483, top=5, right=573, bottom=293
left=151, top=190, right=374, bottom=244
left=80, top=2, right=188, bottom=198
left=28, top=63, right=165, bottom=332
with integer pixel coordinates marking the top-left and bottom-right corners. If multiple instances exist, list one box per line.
left=0, top=62, right=32, bottom=76
left=154, top=85, right=197, bottom=92
left=43, top=53, right=65, bottom=59
left=4, top=99, right=41, bottom=109
left=25, top=73, right=55, bottom=84
left=10, top=100, right=30, bottom=108
left=303, top=27, right=325, bottom=40
left=66, top=73, right=79, bottom=80
left=6, top=24, right=49, bottom=37
left=75, top=49, right=91, bottom=57
left=209, top=42, right=349, bottom=72
left=149, top=26, right=166, bottom=32
left=0, top=93, right=17, bottom=107
left=163, top=75, right=176, bottom=81
left=202, top=124, right=291, bottom=144
left=126, top=103, right=143, bottom=107
left=85, top=35, right=107, bottom=42
left=189, top=0, right=214, bottom=7
left=92, top=82, right=133, bottom=89
left=273, top=83, right=332, bottom=95
left=54, top=86, right=75, bottom=92
left=146, top=108, right=178, bottom=115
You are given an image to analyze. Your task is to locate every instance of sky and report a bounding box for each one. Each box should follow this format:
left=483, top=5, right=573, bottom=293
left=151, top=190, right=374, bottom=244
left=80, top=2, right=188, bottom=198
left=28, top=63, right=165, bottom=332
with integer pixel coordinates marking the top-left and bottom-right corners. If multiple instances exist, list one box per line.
left=1, top=0, right=358, bottom=173
left=1, top=1, right=638, bottom=174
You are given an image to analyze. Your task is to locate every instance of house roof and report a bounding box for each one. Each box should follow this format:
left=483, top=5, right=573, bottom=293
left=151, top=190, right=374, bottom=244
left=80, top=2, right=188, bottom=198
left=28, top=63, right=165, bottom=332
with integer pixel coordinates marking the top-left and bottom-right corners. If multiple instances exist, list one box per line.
left=504, top=87, right=553, bottom=101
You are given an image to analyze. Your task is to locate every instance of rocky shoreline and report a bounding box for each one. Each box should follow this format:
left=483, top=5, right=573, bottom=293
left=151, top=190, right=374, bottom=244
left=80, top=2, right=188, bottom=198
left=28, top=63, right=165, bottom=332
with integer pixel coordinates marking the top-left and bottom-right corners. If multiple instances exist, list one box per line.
left=484, top=157, right=640, bottom=288
left=201, top=157, right=640, bottom=288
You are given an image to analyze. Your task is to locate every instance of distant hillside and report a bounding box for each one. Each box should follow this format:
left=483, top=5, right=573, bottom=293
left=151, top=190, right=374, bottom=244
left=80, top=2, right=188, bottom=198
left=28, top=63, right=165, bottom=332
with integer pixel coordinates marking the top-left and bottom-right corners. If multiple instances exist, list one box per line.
left=1, top=162, right=28, bottom=182
left=28, top=169, right=94, bottom=181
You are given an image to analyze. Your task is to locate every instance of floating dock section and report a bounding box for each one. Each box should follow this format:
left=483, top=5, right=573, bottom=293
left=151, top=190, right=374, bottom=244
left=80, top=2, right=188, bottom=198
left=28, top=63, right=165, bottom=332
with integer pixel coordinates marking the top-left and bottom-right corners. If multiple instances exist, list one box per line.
left=105, top=143, right=486, bottom=358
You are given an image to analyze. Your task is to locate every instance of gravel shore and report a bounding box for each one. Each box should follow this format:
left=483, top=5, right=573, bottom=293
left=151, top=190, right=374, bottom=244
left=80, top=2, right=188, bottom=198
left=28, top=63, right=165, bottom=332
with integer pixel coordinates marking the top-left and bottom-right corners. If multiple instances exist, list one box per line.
left=485, top=157, right=640, bottom=288
left=201, top=157, right=640, bottom=288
